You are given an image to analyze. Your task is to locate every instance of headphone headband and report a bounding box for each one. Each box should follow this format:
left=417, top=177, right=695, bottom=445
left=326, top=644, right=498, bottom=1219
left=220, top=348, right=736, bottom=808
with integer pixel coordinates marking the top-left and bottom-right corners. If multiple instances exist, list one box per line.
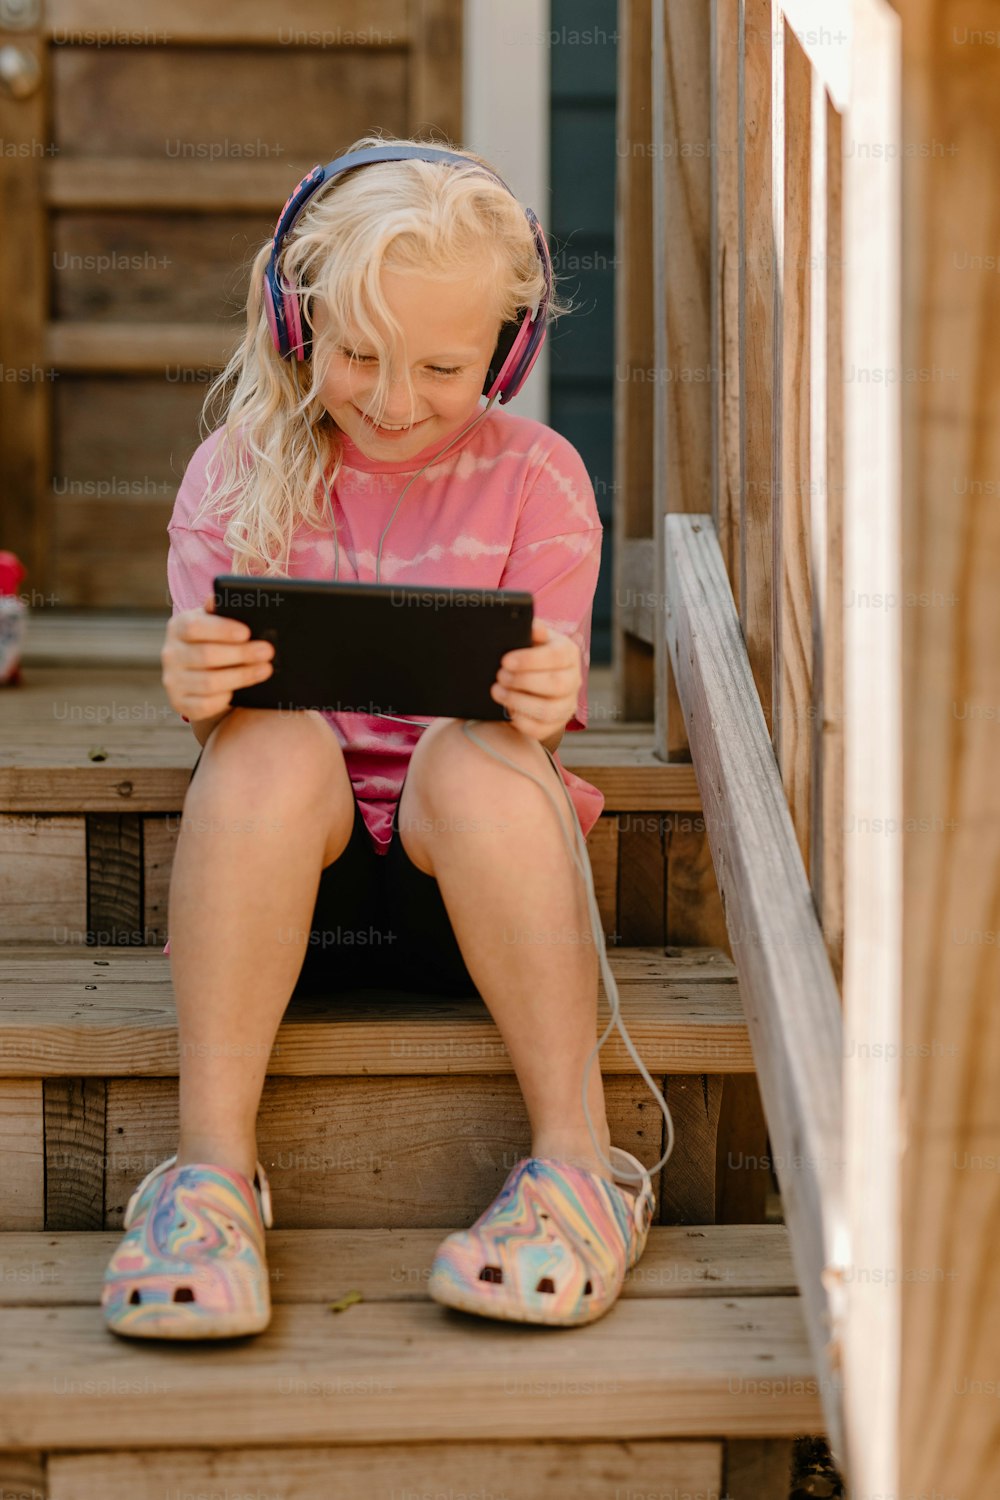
left=262, top=144, right=551, bottom=404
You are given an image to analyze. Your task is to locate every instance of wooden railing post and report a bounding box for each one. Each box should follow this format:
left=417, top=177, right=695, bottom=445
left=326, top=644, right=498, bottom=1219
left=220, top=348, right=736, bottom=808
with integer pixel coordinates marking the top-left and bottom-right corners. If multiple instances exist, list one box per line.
left=613, top=0, right=657, bottom=721
left=737, top=0, right=776, bottom=737
left=651, top=0, right=712, bottom=763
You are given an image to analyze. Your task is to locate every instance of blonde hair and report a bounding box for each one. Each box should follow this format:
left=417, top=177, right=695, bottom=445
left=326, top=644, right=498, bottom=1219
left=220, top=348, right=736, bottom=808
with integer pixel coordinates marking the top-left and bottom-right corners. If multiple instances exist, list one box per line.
left=191, top=132, right=572, bottom=576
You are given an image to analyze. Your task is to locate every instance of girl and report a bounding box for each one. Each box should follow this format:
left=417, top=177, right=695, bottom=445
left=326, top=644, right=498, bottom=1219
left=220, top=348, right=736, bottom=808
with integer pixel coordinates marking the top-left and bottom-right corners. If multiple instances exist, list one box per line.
left=101, top=135, right=657, bottom=1340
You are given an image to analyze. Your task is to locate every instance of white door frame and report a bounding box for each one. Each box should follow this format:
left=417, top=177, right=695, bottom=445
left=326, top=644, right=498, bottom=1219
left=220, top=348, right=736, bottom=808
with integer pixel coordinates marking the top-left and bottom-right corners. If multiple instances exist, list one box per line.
left=464, top=0, right=551, bottom=424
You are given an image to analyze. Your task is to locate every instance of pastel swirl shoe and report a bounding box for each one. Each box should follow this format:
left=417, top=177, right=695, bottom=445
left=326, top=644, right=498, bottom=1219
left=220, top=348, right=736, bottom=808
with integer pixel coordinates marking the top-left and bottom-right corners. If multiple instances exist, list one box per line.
left=101, top=1154, right=274, bottom=1340
left=427, top=1145, right=656, bottom=1326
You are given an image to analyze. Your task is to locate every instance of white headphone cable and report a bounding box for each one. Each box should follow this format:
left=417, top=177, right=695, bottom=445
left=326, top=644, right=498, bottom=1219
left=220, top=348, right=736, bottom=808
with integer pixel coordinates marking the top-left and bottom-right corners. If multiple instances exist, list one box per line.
left=290, top=361, right=675, bottom=1186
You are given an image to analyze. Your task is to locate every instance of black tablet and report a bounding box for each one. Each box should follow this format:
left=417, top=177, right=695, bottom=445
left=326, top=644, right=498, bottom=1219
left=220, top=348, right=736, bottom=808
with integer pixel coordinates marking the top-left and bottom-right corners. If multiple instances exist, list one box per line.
left=212, top=576, right=534, bottom=721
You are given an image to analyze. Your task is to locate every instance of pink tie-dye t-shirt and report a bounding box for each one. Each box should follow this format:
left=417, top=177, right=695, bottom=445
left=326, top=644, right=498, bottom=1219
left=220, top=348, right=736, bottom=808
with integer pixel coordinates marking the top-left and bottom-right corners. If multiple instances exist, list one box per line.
left=162, top=406, right=605, bottom=953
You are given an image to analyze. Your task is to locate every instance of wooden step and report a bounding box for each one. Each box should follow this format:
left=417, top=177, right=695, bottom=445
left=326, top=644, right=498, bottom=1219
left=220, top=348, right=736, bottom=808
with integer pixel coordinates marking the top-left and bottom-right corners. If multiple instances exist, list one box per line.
left=0, top=944, right=756, bottom=1234
left=0, top=945, right=750, bottom=1077
left=0, top=1225, right=821, bottom=1467
left=0, top=662, right=701, bottom=812
left=1, top=657, right=722, bottom=956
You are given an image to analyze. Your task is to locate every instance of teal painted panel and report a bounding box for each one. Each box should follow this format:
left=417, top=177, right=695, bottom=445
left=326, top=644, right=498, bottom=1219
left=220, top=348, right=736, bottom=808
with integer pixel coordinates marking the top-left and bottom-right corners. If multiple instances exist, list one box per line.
left=548, top=0, right=619, bottom=664
left=548, top=259, right=615, bottom=382
left=549, top=390, right=615, bottom=523
left=550, top=0, right=620, bottom=99
left=550, top=105, right=617, bottom=237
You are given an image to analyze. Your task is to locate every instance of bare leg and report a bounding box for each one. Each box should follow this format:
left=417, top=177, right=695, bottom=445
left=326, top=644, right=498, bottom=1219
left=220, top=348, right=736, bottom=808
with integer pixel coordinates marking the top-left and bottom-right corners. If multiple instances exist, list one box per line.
left=397, top=718, right=614, bottom=1182
left=168, top=708, right=354, bottom=1180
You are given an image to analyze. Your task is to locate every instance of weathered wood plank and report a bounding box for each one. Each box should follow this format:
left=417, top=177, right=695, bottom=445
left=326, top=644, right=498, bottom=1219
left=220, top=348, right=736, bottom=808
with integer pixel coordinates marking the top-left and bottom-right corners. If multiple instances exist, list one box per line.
left=815, top=91, right=845, bottom=990
left=0, top=1298, right=823, bottom=1448
left=45, top=322, right=236, bottom=373
left=774, top=23, right=814, bottom=871
left=714, top=1073, right=772, bottom=1225
left=0, top=946, right=752, bottom=1077
left=0, top=27, right=50, bottom=593
left=51, top=48, right=407, bottom=165
left=42, top=1079, right=105, bottom=1230
left=408, top=0, right=462, bottom=147
left=659, top=1075, right=724, bottom=1224
left=0, top=816, right=86, bottom=945
left=738, top=0, right=775, bottom=735
left=102, top=1074, right=664, bottom=1230
left=44, top=0, right=409, bottom=44
left=0, top=665, right=702, bottom=810
left=0, top=1454, right=46, bottom=1500
left=724, top=1436, right=796, bottom=1500
left=616, top=536, right=656, bottom=645
left=45, top=158, right=321, bottom=211
left=49, top=1442, right=723, bottom=1500
left=86, top=816, right=143, bottom=945
left=665, top=511, right=845, bottom=1451
left=141, top=816, right=178, bottom=945
left=0, top=1081, right=44, bottom=1230
left=616, top=814, right=666, bottom=945
left=850, top=0, right=1000, bottom=1495
left=1, top=762, right=701, bottom=816
left=711, top=0, right=743, bottom=612
left=21, top=612, right=169, bottom=666
left=652, top=0, right=712, bottom=762
left=0, top=1223, right=800, bottom=1306
left=613, top=0, right=657, bottom=722
left=664, top=813, right=728, bottom=949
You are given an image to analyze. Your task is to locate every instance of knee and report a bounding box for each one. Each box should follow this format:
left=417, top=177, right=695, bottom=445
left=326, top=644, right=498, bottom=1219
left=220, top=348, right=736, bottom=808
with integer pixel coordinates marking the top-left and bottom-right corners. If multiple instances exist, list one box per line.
left=411, top=718, right=548, bottom=813
left=193, top=707, right=344, bottom=807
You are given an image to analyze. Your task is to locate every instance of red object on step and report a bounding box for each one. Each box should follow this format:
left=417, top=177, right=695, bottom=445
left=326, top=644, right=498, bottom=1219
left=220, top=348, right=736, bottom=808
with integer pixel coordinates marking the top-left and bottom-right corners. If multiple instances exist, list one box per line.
left=0, top=551, right=27, bottom=687
left=0, top=551, right=26, bottom=596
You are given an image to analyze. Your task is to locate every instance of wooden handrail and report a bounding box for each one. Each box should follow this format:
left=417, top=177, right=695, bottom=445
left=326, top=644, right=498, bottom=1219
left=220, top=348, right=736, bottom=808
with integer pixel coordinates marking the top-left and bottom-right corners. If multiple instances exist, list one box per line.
left=665, top=512, right=846, bottom=1456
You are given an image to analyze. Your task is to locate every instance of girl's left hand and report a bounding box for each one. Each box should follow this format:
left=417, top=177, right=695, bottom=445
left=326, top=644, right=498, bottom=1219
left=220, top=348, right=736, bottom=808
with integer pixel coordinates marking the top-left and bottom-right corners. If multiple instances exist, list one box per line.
left=489, top=620, right=581, bottom=744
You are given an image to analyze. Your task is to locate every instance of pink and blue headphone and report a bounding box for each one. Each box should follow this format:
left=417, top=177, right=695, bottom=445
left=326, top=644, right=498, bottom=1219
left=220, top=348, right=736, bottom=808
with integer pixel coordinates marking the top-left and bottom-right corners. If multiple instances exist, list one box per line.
left=263, top=143, right=552, bottom=404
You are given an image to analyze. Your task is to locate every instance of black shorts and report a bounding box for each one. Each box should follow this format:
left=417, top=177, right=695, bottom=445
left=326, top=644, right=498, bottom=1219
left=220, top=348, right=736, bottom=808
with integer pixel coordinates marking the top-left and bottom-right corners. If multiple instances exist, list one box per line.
left=186, top=749, right=478, bottom=998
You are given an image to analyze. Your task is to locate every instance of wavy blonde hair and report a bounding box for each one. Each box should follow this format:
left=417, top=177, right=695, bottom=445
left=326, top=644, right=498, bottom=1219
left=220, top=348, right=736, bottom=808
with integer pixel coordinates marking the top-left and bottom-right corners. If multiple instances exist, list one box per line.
left=190, top=132, right=572, bottom=575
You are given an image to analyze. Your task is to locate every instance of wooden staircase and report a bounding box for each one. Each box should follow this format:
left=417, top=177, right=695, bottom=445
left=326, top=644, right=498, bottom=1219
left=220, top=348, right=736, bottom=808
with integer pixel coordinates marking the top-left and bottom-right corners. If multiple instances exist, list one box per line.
left=0, top=618, right=820, bottom=1498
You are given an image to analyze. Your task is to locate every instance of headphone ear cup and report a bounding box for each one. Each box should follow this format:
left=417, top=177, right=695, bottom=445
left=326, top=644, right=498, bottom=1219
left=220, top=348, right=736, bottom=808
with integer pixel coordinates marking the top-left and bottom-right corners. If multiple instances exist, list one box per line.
left=283, top=286, right=308, bottom=362
left=263, top=267, right=286, bottom=356
left=482, top=319, right=523, bottom=400
left=500, top=318, right=545, bottom=402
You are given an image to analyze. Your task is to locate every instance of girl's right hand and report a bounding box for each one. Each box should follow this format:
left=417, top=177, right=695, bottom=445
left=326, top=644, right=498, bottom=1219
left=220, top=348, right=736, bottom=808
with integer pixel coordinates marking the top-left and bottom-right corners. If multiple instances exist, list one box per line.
left=161, top=593, right=274, bottom=723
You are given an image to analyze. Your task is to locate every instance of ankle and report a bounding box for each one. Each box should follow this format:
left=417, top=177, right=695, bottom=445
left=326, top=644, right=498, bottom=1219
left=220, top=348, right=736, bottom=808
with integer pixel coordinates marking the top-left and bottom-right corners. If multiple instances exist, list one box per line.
left=175, top=1135, right=258, bottom=1182
left=530, top=1127, right=614, bottom=1182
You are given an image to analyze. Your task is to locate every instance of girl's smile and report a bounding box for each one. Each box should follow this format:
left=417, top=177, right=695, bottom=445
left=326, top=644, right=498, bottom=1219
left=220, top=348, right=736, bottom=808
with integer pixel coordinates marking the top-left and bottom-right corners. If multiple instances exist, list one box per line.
left=352, top=405, right=434, bottom=441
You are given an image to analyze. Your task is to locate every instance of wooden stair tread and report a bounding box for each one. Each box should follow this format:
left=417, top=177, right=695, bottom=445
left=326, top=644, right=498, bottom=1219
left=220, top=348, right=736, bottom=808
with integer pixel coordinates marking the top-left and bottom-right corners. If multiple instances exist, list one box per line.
left=0, top=665, right=700, bottom=811
left=0, top=1224, right=798, bottom=1305
left=0, top=1227, right=821, bottom=1447
left=0, top=945, right=752, bottom=1075
left=21, top=612, right=172, bottom=667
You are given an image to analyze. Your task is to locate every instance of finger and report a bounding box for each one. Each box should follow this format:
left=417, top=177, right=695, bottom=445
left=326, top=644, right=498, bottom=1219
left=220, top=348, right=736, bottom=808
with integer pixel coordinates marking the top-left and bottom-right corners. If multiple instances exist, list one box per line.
left=499, top=654, right=576, bottom=689
left=179, top=661, right=274, bottom=699
left=492, top=683, right=575, bottom=721
left=174, top=606, right=253, bottom=645
left=501, top=635, right=575, bottom=673
left=173, top=639, right=274, bottom=670
left=497, top=664, right=578, bottom=694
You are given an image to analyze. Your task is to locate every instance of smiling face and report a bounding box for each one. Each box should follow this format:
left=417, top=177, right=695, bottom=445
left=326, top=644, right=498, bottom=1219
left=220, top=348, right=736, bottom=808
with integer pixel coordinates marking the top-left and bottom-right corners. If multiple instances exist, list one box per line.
left=314, top=267, right=504, bottom=458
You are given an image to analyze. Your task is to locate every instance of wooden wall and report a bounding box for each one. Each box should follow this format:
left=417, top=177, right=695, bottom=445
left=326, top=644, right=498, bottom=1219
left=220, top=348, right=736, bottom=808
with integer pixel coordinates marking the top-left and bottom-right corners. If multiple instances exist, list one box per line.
left=894, top=1, right=1000, bottom=1495
left=0, top=1, right=463, bottom=607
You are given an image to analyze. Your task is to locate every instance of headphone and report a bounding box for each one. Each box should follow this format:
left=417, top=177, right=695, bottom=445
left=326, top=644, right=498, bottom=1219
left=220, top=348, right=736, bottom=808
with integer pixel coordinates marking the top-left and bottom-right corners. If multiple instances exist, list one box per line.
left=262, top=143, right=552, bottom=403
